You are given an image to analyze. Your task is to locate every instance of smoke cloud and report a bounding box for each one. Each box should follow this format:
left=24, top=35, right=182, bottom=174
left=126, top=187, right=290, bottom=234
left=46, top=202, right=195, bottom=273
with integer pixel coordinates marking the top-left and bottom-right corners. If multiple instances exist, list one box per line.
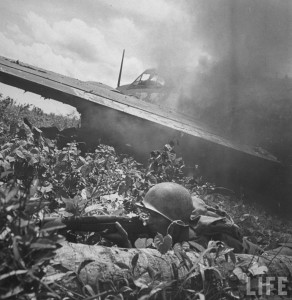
left=145, top=0, right=292, bottom=158
left=149, top=0, right=292, bottom=86
left=0, top=0, right=291, bottom=159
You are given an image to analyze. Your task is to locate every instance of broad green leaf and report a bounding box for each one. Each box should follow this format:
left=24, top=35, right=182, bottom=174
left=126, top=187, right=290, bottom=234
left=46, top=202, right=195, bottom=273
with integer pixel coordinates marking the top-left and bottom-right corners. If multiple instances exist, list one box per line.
left=78, top=156, right=87, bottom=165
left=115, top=261, right=130, bottom=270
left=40, top=184, right=53, bottom=193
left=5, top=186, right=19, bottom=203
left=77, top=259, right=94, bottom=275
left=28, top=156, right=38, bottom=165
left=133, top=277, right=149, bottom=289
left=233, top=267, right=248, bottom=283
left=248, top=263, right=268, bottom=276
left=84, top=204, right=103, bottom=214
left=146, top=266, right=156, bottom=280
left=0, top=170, right=13, bottom=178
left=6, top=156, right=15, bottom=163
left=30, top=238, right=57, bottom=249
left=188, top=241, right=206, bottom=253
left=30, top=147, right=40, bottom=155
left=0, top=227, right=11, bottom=240
left=42, top=273, right=67, bottom=285
left=29, top=179, right=39, bottom=197
left=134, top=238, right=153, bottom=248
left=119, top=286, right=133, bottom=293
left=0, top=285, right=24, bottom=299
left=80, top=164, right=92, bottom=177
left=131, top=253, right=139, bottom=270
left=154, top=233, right=172, bottom=254
left=12, top=236, right=25, bottom=268
left=15, top=149, right=25, bottom=159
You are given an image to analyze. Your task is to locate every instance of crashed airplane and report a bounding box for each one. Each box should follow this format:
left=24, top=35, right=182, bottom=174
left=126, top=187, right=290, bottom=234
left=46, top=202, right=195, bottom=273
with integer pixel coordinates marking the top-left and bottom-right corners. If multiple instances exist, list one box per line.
left=117, top=68, right=176, bottom=105
left=0, top=55, right=287, bottom=204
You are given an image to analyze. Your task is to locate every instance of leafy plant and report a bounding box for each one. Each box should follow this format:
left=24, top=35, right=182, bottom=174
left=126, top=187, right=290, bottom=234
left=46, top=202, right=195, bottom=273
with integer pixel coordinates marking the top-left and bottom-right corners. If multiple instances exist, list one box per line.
left=0, top=121, right=64, bottom=299
left=1, top=92, right=291, bottom=299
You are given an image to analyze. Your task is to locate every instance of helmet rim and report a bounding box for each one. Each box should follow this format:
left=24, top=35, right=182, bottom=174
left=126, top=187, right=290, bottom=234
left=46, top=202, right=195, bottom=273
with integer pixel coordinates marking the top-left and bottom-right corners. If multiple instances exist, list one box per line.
left=138, top=182, right=194, bottom=224
left=136, top=201, right=173, bottom=221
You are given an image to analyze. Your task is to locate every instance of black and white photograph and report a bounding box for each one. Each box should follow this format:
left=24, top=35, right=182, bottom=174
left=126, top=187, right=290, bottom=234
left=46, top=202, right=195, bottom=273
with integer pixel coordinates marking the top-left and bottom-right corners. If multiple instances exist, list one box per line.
left=0, top=1, right=292, bottom=299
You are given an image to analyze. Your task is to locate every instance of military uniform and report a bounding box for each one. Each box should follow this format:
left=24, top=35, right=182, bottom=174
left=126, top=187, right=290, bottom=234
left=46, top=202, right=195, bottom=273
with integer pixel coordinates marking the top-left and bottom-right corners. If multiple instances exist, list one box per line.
left=138, top=182, right=264, bottom=255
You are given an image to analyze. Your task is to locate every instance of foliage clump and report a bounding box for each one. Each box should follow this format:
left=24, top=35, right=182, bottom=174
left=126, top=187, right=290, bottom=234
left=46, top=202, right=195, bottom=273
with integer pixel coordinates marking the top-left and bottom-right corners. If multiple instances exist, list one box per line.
left=0, top=94, right=79, bottom=135
left=0, top=94, right=206, bottom=299
left=0, top=94, right=291, bottom=299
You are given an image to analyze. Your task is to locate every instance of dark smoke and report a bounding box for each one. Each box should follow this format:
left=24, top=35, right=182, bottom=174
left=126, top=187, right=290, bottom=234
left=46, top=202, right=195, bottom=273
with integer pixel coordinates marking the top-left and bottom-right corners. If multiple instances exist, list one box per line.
left=187, top=0, right=292, bottom=77
left=147, top=0, right=292, bottom=160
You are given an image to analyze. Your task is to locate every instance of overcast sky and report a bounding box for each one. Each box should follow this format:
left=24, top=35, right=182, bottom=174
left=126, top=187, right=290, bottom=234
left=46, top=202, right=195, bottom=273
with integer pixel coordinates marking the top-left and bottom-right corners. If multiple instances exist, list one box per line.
left=0, top=0, right=291, bottom=115
left=0, top=0, right=197, bottom=114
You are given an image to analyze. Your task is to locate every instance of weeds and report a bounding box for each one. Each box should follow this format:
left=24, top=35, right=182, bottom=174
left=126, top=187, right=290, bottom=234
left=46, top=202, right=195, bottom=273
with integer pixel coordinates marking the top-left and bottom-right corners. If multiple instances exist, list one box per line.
left=0, top=94, right=291, bottom=299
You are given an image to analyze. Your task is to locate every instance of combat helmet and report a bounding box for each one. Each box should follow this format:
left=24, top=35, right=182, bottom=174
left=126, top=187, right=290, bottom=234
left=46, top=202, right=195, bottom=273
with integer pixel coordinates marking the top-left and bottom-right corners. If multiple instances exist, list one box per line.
left=138, top=182, right=194, bottom=224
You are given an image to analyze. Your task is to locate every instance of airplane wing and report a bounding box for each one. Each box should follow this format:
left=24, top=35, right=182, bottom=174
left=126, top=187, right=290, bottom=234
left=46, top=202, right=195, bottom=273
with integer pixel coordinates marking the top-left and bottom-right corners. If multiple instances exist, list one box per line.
left=0, top=55, right=278, bottom=163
